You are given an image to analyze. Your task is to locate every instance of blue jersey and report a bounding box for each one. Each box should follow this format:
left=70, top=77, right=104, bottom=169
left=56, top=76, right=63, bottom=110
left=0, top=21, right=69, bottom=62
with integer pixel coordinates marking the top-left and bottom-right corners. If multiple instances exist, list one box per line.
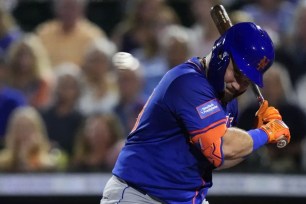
left=0, top=87, right=26, bottom=137
left=113, top=57, right=238, bottom=203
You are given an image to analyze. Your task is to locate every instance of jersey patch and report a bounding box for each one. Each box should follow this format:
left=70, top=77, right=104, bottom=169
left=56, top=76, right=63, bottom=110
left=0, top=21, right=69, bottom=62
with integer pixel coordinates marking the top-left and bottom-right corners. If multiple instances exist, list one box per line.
left=196, top=99, right=221, bottom=119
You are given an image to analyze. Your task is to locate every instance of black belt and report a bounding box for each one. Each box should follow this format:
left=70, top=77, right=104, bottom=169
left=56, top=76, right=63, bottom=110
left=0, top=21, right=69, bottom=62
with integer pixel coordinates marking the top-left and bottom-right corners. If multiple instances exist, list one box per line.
left=114, top=176, right=166, bottom=204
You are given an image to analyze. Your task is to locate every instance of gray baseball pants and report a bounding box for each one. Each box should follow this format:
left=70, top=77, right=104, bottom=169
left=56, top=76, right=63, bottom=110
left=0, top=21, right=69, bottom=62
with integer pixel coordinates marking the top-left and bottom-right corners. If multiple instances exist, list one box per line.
left=100, top=175, right=163, bottom=204
left=100, top=175, right=209, bottom=204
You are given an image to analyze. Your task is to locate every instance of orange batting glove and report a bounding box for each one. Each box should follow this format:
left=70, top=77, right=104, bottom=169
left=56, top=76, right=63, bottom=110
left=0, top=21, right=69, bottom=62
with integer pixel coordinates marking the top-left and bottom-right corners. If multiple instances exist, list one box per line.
left=260, top=119, right=291, bottom=144
left=255, top=100, right=282, bottom=128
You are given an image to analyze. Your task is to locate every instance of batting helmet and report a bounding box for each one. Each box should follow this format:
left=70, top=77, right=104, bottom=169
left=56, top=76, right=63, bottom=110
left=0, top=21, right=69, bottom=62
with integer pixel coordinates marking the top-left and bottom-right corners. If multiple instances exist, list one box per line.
left=208, top=22, right=275, bottom=93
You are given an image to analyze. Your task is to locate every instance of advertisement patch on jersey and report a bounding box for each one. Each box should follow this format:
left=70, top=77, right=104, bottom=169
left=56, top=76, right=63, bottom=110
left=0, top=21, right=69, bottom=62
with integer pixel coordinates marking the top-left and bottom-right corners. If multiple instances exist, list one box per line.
left=196, top=99, right=221, bottom=119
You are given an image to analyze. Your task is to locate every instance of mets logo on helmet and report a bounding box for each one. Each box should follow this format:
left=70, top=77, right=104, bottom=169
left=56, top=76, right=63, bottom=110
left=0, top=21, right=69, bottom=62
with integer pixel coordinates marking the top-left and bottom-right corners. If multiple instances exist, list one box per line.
left=257, top=56, right=270, bottom=71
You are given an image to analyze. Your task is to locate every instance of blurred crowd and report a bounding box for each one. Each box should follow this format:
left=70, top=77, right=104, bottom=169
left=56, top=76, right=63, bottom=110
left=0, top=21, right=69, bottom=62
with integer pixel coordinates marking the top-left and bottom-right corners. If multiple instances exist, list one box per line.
left=0, top=0, right=306, bottom=174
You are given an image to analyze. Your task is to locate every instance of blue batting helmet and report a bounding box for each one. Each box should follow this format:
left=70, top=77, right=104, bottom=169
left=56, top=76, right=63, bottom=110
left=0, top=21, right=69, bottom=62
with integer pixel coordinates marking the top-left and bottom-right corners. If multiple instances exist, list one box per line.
left=208, top=22, right=275, bottom=93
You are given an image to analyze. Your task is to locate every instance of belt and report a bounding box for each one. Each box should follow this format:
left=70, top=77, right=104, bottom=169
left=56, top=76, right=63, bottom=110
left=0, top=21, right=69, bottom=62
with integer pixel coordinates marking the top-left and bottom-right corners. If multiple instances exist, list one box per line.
left=114, top=176, right=166, bottom=204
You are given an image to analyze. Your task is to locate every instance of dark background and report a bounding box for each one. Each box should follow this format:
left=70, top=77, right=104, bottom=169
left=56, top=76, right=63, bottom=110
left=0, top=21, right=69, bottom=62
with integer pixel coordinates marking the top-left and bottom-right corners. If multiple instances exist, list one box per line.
left=11, top=0, right=196, bottom=36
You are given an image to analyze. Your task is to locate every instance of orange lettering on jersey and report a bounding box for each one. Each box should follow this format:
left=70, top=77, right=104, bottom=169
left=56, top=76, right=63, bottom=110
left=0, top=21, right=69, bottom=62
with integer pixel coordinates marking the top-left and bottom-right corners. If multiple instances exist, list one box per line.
left=257, top=56, right=270, bottom=71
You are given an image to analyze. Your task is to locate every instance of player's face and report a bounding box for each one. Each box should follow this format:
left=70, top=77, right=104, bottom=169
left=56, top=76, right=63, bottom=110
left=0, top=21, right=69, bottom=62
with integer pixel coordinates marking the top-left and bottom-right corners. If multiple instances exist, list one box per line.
left=222, top=60, right=250, bottom=102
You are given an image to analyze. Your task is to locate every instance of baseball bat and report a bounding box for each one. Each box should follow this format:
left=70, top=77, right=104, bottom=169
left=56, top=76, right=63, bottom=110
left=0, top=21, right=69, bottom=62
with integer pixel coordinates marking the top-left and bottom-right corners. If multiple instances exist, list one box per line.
left=210, top=4, right=287, bottom=148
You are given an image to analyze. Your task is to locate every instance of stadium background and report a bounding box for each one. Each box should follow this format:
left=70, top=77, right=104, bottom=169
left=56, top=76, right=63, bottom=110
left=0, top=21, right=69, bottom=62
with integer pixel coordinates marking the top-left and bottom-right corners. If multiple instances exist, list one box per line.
left=1, top=0, right=306, bottom=204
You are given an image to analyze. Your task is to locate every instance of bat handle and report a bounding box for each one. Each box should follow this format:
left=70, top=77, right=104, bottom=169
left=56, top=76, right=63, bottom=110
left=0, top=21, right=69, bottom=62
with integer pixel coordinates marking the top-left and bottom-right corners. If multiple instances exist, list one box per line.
left=251, top=83, right=264, bottom=105
left=251, top=83, right=288, bottom=148
left=276, top=139, right=287, bottom=148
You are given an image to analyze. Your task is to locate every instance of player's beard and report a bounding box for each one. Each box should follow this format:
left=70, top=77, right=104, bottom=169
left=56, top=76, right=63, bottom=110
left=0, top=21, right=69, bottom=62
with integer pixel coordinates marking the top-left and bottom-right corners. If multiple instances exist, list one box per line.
left=220, top=87, right=245, bottom=104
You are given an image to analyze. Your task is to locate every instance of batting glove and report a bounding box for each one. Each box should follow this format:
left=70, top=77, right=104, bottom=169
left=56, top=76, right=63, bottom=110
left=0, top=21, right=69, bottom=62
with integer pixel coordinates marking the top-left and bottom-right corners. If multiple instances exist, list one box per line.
left=254, top=100, right=282, bottom=128
left=260, top=119, right=291, bottom=144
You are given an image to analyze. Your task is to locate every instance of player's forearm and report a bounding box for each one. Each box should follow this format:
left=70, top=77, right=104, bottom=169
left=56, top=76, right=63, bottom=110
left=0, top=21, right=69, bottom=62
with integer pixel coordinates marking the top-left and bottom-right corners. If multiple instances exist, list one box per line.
left=221, top=127, right=253, bottom=160
left=216, top=157, right=245, bottom=170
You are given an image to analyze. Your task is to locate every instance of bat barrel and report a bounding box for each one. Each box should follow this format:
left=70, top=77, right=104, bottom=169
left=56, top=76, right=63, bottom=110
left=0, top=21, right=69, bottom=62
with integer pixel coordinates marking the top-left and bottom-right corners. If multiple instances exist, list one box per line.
left=210, top=5, right=232, bottom=35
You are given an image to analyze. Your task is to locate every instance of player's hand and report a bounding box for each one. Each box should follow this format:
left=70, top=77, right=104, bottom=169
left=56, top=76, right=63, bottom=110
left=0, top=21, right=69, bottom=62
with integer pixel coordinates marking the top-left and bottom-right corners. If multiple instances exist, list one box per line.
left=260, top=119, right=291, bottom=144
left=255, top=100, right=282, bottom=128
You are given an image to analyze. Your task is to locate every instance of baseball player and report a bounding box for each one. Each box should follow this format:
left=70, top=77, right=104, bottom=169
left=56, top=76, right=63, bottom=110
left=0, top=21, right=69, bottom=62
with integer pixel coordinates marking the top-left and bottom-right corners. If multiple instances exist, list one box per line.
left=100, top=22, right=291, bottom=204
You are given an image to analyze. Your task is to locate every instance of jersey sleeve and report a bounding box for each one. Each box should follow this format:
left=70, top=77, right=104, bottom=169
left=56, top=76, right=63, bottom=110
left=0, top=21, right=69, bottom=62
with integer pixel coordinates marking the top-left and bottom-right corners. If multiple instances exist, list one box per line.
left=164, top=73, right=227, bottom=167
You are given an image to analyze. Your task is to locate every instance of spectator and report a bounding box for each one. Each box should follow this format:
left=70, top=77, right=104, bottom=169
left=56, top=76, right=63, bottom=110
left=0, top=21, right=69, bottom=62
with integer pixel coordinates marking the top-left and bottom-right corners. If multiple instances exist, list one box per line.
left=159, top=25, right=190, bottom=68
left=154, top=3, right=181, bottom=40
left=0, top=0, right=17, bottom=12
left=131, top=3, right=179, bottom=100
left=238, top=62, right=306, bottom=173
left=229, top=9, right=254, bottom=25
left=0, top=56, right=26, bottom=142
left=241, top=0, right=296, bottom=46
left=112, top=52, right=145, bottom=136
left=36, top=0, right=106, bottom=67
left=40, top=62, right=84, bottom=157
left=78, top=38, right=118, bottom=116
left=113, top=1, right=180, bottom=101
left=296, top=74, right=306, bottom=115
left=0, top=7, right=21, bottom=57
left=111, top=0, right=167, bottom=53
left=188, top=0, right=221, bottom=57
left=71, top=113, right=124, bottom=172
left=276, top=1, right=306, bottom=87
left=0, top=106, right=67, bottom=172
left=6, top=34, right=54, bottom=109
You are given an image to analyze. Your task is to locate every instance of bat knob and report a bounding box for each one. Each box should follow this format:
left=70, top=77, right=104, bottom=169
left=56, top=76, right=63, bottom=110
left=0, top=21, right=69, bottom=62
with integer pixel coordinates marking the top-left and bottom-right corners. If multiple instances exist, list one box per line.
left=277, top=139, right=287, bottom=148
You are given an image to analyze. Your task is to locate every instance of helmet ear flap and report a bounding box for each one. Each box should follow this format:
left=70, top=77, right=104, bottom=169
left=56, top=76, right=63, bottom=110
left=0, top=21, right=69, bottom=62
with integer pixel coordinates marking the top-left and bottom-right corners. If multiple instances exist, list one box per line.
left=208, top=36, right=230, bottom=93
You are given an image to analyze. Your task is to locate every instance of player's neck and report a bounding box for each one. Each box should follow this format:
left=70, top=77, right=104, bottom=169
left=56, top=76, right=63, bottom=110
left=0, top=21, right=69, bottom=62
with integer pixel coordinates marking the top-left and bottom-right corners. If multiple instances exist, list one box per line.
left=199, top=57, right=208, bottom=77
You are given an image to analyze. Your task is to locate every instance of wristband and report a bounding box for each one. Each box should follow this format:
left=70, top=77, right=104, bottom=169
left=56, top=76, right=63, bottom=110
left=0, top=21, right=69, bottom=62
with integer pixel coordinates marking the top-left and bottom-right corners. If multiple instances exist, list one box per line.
left=247, top=129, right=268, bottom=151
